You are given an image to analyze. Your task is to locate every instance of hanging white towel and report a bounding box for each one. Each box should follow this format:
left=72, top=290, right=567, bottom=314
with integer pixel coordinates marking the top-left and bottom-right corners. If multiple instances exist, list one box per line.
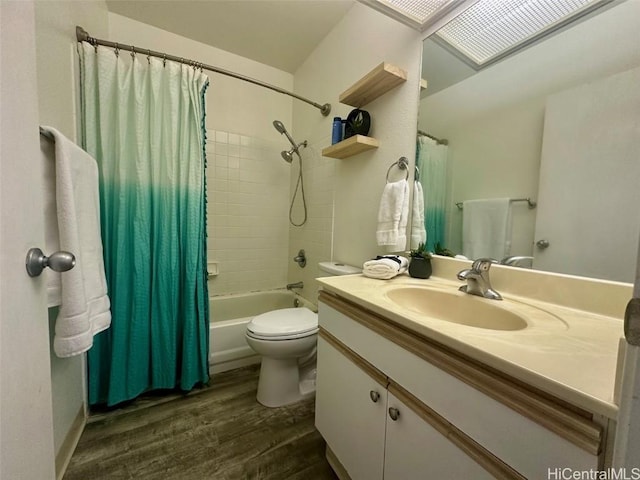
left=40, top=126, right=111, bottom=358
left=363, top=255, right=409, bottom=280
left=462, top=198, right=512, bottom=261
left=376, top=179, right=409, bottom=252
left=410, top=181, right=426, bottom=250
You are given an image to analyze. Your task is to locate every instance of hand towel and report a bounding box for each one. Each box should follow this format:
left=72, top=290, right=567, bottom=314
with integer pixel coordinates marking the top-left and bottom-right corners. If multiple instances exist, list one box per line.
left=363, top=255, right=409, bottom=280
left=410, top=181, right=426, bottom=250
left=376, top=179, right=409, bottom=252
left=40, top=126, right=112, bottom=358
left=462, top=198, right=512, bottom=261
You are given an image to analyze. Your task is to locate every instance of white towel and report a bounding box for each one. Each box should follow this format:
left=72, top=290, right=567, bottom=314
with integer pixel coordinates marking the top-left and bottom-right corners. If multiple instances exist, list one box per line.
left=376, top=179, right=409, bottom=252
left=363, top=255, right=409, bottom=280
left=410, top=181, right=426, bottom=250
left=462, top=198, right=512, bottom=261
left=41, top=126, right=111, bottom=358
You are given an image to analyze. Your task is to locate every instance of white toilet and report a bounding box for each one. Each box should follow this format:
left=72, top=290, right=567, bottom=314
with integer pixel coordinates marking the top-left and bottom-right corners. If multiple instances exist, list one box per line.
left=245, top=261, right=361, bottom=408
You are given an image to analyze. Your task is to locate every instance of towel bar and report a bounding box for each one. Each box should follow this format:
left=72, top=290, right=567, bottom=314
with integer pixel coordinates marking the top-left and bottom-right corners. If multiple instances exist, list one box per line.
left=455, top=197, right=537, bottom=210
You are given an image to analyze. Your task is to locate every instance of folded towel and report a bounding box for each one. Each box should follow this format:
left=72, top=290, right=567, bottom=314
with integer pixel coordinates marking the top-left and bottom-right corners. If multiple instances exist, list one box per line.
left=410, top=181, right=426, bottom=250
left=376, top=179, right=409, bottom=252
left=462, top=198, right=512, bottom=261
left=41, top=126, right=112, bottom=358
left=363, top=255, right=409, bottom=280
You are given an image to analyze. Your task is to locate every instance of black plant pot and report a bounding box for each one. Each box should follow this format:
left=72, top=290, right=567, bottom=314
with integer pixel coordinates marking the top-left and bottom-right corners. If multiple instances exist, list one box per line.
left=408, top=257, right=432, bottom=279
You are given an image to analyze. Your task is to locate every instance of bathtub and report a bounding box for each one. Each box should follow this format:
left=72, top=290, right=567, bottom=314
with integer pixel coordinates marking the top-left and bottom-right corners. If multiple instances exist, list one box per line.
left=208, top=289, right=315, bottom=374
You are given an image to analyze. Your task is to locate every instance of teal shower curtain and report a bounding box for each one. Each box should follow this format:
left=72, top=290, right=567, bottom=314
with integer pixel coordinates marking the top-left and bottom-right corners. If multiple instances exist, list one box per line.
left=417, top=135, right=449, bottom=253
left=79, top=43, right=210, bottom=406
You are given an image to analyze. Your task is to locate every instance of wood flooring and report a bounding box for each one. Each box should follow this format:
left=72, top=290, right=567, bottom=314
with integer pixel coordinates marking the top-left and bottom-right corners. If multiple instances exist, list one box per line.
left=64, top=365, right=337, bottom=480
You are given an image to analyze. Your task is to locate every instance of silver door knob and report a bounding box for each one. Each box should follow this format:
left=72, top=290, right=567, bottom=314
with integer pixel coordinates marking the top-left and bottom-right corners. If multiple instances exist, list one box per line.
left=536, top=239, right=550, bottom=249
left=388, top=407, right=400, bottom=421
left=370, top=390, right=380, bottom=403
left=26, top=248, right=76, bottom=277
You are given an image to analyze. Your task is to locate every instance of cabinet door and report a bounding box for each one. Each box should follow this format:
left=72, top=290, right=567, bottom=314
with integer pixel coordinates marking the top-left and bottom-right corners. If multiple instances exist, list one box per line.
left=315, top=337, right=386, bottom=480
left=384, top=391, right=495, bottom=480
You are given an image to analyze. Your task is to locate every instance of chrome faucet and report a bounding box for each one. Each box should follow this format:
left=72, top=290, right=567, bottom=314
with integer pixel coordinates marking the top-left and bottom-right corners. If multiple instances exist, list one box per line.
left=457, top=258, right=502, bottom=300
left=286, top=281, right=304, bottom=290
left=500, top=255, right=533, bottom=268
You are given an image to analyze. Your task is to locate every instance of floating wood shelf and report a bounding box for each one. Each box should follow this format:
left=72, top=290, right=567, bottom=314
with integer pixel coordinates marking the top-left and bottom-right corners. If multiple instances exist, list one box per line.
left=322, top=135, right=379, bottom=159
left=339, top=62, right=407, bottom=107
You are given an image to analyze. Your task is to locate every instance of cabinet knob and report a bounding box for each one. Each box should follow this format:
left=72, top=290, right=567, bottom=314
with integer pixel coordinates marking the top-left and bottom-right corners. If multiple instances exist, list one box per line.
left=369, top=390, right=380, bottom=403
left=388, top=407, right=400, bottom=421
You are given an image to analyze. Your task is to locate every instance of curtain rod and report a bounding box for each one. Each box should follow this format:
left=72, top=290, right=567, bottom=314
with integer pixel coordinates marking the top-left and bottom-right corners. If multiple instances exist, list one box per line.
left=417, top=129, right=448, bottom=145
left=75, top=26, right=331, bottom=117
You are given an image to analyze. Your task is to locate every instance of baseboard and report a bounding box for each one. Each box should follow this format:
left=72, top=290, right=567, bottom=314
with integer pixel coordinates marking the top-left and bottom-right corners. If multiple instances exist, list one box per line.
left=55, top=406, right=85, bottom=480
left=209, top=354, right=260, bottom=375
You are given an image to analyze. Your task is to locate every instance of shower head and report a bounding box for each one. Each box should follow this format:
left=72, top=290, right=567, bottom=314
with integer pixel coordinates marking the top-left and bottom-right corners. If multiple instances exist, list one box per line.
left=281, top=149, right=294, bottom=163
left=273, top=120, right=286, bottom=135
left=272, top=119, right=297, bottom=149
left=273, top=120, right=308, bottom=163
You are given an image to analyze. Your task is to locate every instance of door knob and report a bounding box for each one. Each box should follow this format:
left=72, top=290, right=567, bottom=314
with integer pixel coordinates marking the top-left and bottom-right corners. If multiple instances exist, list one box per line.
left=26, top=248, right=76, bottom=277
left=536, top=239, right=550, bottom=249
left=369, top=390, right=380, bottom=403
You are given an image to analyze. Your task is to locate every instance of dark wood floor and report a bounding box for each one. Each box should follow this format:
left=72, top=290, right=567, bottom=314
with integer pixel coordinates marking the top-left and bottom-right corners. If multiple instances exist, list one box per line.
left=64, top=365, right=337, bottom=480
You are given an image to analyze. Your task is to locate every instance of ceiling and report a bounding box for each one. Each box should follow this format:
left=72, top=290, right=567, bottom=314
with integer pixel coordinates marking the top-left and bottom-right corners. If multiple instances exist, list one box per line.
left=106, top=1, right=355, bottom=73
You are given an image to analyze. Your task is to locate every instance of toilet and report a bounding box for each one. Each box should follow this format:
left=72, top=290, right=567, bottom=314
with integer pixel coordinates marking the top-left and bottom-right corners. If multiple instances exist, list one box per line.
left=245, top=261, right=361, bottom=407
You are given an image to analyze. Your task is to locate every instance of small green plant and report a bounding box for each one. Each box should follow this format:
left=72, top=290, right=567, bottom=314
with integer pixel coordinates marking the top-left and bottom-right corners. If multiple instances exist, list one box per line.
left=410, top=242, right=432, bottom=260
left=434, top=242, right=455, bottom=257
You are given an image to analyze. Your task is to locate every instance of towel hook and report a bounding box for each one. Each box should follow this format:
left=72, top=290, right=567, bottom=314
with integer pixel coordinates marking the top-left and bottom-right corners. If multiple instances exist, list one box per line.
left=385, top=156, right=409, bottom=183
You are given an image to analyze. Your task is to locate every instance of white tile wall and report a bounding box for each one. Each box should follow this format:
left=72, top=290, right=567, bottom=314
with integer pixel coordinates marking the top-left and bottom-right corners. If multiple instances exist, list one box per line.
left=206, top=129, right=291, bottom=295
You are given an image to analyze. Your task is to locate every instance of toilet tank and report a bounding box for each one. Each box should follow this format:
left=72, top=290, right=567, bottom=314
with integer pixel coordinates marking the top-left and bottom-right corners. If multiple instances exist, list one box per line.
left=318, top=261, right=361, bottom=276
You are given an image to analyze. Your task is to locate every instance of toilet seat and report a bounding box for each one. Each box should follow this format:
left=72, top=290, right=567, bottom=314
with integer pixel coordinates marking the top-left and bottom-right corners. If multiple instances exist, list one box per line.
left=246, top=308, right=318, bottom=340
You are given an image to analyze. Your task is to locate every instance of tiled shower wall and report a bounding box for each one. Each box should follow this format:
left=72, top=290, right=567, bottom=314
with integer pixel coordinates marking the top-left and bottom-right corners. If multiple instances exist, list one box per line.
left=206, top=129, right=291, bottom=295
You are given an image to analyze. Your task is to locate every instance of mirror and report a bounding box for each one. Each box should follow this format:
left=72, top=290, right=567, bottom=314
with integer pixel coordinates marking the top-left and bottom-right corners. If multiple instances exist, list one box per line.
left=416, top=0, right=640, bottom=283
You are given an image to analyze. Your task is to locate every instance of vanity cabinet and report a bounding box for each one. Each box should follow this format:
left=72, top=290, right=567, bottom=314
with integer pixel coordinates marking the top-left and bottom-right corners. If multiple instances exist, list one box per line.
left=316, top=291, right=605, bottom=480
left=317, top=333, right=509, bottom=480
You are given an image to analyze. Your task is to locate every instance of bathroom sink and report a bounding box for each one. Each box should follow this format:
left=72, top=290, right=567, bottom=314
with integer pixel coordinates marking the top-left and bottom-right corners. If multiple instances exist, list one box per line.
left=385, top=286, right=528, bottom=331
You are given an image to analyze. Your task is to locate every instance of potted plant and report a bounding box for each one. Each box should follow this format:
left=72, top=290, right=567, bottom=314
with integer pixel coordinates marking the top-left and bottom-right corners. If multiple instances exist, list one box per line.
left=409, top=242, right=432, bottom=279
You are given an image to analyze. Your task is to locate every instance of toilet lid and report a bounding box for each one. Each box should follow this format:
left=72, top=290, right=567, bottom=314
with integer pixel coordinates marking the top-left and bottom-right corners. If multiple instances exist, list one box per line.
left=247, top=308, right=318, bottom=338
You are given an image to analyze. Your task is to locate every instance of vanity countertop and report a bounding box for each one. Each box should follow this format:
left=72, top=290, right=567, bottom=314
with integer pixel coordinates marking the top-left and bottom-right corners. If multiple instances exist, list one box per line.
left=317, top=273, right=624, bottom=419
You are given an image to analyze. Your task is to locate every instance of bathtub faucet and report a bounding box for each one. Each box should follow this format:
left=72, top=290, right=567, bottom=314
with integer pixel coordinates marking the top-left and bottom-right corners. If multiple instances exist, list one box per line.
left=286, top=281, right=304, bottom=290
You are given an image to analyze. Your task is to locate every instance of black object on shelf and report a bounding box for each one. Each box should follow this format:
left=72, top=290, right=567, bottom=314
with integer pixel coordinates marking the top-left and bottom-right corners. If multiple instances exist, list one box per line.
left=344, top=109, right=371, bottom=139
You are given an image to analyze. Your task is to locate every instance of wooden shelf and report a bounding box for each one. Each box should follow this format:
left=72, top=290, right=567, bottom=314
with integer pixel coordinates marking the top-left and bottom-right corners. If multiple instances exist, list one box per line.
left=321, top=135, right=379, bottom=159
left=339, top=62, right=407, bottom=107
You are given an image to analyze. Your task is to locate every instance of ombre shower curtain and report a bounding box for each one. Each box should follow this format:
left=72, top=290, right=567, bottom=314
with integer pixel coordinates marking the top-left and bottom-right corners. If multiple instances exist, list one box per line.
left=417, top=135, right=449, bottom=253
left=79, top=43, right=210, bottom=406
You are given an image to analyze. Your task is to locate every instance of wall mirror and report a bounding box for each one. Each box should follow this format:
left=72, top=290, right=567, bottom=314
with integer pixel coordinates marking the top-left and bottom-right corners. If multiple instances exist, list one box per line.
left=416, top=0, right=640, bottom=283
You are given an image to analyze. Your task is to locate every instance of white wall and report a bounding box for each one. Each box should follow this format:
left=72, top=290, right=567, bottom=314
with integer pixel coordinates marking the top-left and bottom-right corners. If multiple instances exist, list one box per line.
left=419, top=0, right=640, bottom=256
left=108, top=13, right=296, bottom=296
left=33, top=0, right=109, bottom=472
left=292, top=3, right=422, bottom=301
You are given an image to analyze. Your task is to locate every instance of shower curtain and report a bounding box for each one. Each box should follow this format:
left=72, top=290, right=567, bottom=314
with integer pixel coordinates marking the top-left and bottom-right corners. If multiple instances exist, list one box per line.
left=417, top=135, right=449, bottom=253
left=79, top=43, right=210, bottom=406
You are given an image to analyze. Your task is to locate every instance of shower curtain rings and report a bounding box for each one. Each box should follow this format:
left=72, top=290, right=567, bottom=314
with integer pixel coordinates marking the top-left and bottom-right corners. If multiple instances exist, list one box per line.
left=114, top=43, right=119, bottom=57
left=130, top=45, right=136, bottom=60
left=162, top=54, right=167, bottom=67
left=147, top=49, right=151, bottom=64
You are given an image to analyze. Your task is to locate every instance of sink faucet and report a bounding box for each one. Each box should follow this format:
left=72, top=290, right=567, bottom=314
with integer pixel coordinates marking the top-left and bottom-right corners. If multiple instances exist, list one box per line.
left=500, top=255, right=533, bottom=268
left=457, top=258, right=502, bottom=300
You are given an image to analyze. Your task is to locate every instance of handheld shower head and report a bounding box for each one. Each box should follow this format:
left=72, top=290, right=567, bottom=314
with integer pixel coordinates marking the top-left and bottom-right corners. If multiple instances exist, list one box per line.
left=273, top=120, right=286, bottom=134
left=272, top=119, right=297, bottom=149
